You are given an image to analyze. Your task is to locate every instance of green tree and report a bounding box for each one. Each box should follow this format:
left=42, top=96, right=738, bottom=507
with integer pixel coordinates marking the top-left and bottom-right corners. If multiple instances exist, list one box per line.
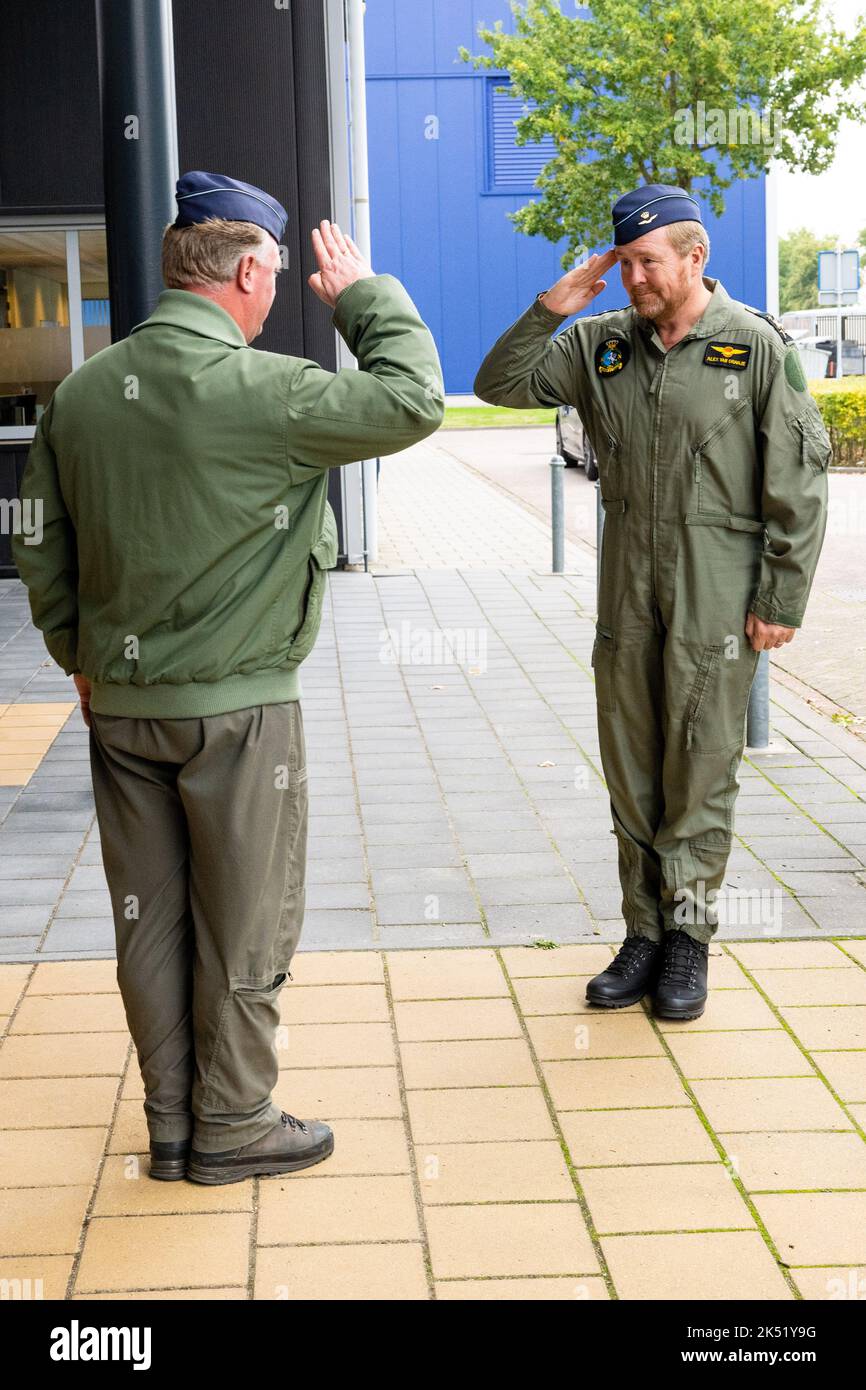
left=459, top=0, right=866, bottom=267
left=778, top=228, right=837, bottom=313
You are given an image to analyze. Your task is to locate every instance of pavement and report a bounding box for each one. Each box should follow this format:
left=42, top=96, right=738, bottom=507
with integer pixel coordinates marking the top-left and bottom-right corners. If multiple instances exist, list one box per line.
left=1, top=428, right=865, bottom=1300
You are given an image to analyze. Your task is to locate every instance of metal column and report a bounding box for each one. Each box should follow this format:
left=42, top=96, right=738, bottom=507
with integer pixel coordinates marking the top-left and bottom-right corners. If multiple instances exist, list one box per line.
left=95, top=0, right=179, bottom=341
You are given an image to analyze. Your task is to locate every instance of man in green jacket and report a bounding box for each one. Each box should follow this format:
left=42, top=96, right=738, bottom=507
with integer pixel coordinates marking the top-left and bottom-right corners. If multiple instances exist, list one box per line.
left=13, top=171, right=444, bottom=1184
left=474, top=184, right=829, bottom=1022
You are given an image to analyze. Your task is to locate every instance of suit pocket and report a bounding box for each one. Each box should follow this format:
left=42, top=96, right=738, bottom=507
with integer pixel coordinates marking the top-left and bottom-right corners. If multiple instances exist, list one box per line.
left=288, top=505, right=339, bottom=665
left=591, top=624, right=617, bottom=713
left=692, top=397, right=756, bottom=515
left=789, top=411, right=832, bottom=474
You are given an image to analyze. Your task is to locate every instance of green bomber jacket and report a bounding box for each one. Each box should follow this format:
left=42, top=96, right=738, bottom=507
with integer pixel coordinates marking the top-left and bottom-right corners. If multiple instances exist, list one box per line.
left=12, top=274, right=444, bottom=716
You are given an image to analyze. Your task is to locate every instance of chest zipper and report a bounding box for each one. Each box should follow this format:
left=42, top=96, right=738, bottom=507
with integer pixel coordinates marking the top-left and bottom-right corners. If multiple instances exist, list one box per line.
left=649, top=355, right=669, bottom=604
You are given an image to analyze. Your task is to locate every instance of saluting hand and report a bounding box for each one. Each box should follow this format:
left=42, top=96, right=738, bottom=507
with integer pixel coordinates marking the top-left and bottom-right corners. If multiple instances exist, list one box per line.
left=540, top=248, right=619, bottom=317
left=308, top=221, right=375, bottom=308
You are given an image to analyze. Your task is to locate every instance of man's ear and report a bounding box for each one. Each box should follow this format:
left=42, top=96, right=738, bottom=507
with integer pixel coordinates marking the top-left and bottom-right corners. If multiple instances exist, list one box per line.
left=236, top=252, right=257, bottom=294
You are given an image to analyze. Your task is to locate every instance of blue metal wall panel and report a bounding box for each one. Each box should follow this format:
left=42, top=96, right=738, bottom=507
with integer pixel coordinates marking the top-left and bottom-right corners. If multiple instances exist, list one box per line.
left=364, top=0, right=768, bottom=392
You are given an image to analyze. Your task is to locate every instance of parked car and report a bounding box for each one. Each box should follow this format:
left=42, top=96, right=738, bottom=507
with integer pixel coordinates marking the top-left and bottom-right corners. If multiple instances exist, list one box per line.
left=556, top=404, right=598, bottom=480
left=797, top=335, right=866, bottom=378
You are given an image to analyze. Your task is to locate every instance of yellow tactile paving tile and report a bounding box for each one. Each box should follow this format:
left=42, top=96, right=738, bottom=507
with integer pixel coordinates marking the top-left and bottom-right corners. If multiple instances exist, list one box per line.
left=601, top=1231, right=793, bottom=1300
left=0, top=940, right=864, bottom=1301
left=435, top=1276, right=610, bottom=1300
left=0, top=702, right=76, bottom=738
left=0, top=703, right=76, bottom=785
left=75, top=1213, right=251, bottom=1294
left=0, top=1255, right=74, bottom=1299
left=254, top=1243, right=429, bottom=1300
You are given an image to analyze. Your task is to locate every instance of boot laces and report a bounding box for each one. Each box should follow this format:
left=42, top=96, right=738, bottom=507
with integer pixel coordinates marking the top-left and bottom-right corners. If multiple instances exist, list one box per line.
left=660, top=933, right=704, bottom=987
left=280, top=1111, right=308, bottom=1134
left=608, top=935, right=658, bottom=978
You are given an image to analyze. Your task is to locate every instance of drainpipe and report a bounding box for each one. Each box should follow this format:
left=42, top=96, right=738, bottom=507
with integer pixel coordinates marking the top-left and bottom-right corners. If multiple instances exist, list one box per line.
left=346, top=0, right=378, bottom=565
left=95, top=0, right=179, bottom=341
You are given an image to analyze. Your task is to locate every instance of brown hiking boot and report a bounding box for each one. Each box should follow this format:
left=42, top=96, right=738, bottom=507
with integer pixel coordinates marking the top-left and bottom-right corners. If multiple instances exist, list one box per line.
left=186, top=1111, right=334, bottom=1185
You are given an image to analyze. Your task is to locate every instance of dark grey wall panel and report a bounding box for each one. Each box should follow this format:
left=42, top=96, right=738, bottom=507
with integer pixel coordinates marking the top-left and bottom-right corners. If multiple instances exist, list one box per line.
left=0, top=0, right=102, bottom=212
left=171, top=0, right=337, bottom=366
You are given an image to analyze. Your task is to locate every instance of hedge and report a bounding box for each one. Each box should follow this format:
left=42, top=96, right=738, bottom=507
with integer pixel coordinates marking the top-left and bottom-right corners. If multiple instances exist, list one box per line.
left=809, top=378, right=866, bottom=468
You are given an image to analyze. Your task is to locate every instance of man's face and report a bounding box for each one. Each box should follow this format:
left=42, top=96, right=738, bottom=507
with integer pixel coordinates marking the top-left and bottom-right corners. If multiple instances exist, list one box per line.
left=614, top=228, right=700, bottom=321
left=247, top=237, right=282, bottom=339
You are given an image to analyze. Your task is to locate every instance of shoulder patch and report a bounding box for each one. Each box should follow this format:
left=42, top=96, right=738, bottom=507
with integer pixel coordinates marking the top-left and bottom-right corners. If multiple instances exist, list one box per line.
left=784, top=344, right=808, bottom=391
left=581, top=306, right=630, bottom=321
left=744, top=304, right=795, bottom=346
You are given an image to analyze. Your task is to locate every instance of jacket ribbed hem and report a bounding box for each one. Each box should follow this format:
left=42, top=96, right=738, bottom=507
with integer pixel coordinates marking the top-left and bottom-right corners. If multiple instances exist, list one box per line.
left=88, top=669, right=300, bottom=718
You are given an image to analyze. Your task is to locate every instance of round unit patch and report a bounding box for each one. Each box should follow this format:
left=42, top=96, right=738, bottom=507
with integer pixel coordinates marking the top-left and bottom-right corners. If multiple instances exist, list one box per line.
left=784, top=345, right=808, bottom=391
left=594, top=336, right=631, bottom=377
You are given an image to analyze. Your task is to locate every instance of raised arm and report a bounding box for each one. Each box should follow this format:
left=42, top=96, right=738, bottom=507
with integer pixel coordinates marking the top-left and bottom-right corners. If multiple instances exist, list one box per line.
left=473, top=249, right=617, bottom=408
left=286, top=222, right=445, bottom=471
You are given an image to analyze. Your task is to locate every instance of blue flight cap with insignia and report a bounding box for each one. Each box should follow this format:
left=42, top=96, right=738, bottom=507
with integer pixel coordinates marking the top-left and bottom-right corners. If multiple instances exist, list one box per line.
left=173, top=171, right=288, bottom=244
left=611, top=183, right=702, bottom=246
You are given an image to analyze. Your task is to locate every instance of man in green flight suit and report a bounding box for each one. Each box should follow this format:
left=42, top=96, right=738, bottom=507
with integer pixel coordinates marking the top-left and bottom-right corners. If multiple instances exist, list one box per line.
left=474, top=184, right=829, bottom=1020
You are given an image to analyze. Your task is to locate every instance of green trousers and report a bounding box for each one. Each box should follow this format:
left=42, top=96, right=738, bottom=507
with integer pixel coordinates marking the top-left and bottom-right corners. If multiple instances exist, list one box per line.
left=592, top=517, right=762, bottom=945
left=89, top=702, right=308, bottom=1152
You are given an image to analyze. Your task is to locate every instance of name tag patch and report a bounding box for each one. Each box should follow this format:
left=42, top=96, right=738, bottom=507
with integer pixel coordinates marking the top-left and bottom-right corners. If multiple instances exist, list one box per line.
left=703, top=341, right=751, bottom=370
left=595, top=337, right=631, bottom=377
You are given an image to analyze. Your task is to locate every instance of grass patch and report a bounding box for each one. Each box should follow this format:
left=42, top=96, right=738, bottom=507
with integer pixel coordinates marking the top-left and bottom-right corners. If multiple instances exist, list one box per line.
left=441, top=406, right=557, bottom=430
left=809, top=375, right=866, bottom=394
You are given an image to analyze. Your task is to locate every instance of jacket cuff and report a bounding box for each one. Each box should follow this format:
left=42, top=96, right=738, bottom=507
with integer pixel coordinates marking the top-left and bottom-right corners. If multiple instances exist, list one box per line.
left=330, top=273, right=403, bottom=338
left=749, top=593, right=803, bottom=628
left=532, top=291, right=569, bottom=326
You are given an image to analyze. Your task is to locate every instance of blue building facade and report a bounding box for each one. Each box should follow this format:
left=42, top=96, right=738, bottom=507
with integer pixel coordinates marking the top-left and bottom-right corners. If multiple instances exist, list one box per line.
left=364, top=0, right=769, bottom=393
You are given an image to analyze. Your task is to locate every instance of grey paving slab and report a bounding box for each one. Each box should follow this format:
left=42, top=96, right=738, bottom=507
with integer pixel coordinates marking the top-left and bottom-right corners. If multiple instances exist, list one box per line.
left=373, top=891, right=480, bottom=927
left=376, top=923, right=489, bottom=949
left=5, top=549, right=866, bottom=957
left=0, top=879, right=66, bottom=905
left=0, top=905, right=52, bottom=935
left=305, top=858, right=367, bottom=885
left=0, top=856, right=75, bottom=879
left=55, top=892, right=114, bottom=918
left=305, top=884, right=371, bottom=911
left=473, top=876, right=581, bottom=907
left=0, top=937, right=43, bottom=958
left=40, top=918, right=117, bottom=952
left=483, top=903, right=598, bottom=935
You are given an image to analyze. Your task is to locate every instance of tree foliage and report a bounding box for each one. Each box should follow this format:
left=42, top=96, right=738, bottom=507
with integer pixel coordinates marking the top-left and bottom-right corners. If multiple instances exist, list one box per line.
left=778, top=227, right=838, bottom=313
left=459, top=0, right=866, bottom=266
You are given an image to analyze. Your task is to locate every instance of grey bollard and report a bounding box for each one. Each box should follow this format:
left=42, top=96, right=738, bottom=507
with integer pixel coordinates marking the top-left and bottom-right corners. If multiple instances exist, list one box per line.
left=746, top=649, right=770, bottom=749
left=550, top=454, right=565, bottom=573
left=596, top=477, right=604, bottom=602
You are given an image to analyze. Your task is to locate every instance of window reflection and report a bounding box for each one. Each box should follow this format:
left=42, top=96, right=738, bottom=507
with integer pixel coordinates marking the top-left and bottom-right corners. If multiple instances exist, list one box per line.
left=0, top=227, right=108, bottom=428
left=78, top=229, right=110, bottom=361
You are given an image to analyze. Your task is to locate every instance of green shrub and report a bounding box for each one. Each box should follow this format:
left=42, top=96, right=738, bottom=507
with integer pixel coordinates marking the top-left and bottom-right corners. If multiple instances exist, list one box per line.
left=810, top=378, right=866, bottom=467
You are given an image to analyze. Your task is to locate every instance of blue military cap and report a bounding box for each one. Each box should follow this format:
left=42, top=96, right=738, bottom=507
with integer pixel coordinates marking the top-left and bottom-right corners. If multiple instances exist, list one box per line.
left=611, top=183, right=702, bottom=246
left=173, top=170, right=288, bottom=244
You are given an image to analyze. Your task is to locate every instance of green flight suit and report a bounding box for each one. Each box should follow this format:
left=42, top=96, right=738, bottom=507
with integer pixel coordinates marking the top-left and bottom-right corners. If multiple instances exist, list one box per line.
left=475, top=275, right=830, bottom=942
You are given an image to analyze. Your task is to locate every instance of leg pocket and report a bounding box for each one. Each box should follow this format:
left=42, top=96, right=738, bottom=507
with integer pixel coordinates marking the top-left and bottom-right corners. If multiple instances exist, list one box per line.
left=201, top=973, right=287, bottom=1114
left=591, top=625, right=617, bottom=713
left=684, top=642, right=759, bottom=754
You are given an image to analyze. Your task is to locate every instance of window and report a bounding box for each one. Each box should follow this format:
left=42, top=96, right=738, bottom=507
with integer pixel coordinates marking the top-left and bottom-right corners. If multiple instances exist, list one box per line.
left=0, top=225, right=108, bottom=439
left=486, top=78, right=556, bottom=193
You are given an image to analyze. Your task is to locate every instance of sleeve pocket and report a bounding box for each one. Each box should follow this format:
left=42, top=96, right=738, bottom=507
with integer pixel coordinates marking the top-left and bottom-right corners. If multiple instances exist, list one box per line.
left=789, top=412, right=832, bottom=474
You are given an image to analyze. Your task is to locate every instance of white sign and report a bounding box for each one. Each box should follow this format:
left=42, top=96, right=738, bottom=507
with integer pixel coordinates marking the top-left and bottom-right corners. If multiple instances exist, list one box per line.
left=818, top=249, right=860, bottom=294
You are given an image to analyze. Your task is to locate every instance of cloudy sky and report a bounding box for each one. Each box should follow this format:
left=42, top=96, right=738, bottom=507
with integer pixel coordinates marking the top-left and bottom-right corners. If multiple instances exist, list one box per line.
left=774, top=0, right=866, bottom=244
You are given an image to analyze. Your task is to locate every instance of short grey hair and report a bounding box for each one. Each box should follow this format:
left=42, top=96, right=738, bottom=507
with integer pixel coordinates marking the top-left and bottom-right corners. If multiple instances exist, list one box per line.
left=161, top=217, right=271, bottom=289
left=665, top=219, right=710, bottom=269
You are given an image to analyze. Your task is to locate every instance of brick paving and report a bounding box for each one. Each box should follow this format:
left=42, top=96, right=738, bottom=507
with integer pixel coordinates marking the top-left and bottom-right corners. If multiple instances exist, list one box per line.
left=1, top=427, right=865, bottom=1299
left=1, top=943, right=865, bottom=1299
